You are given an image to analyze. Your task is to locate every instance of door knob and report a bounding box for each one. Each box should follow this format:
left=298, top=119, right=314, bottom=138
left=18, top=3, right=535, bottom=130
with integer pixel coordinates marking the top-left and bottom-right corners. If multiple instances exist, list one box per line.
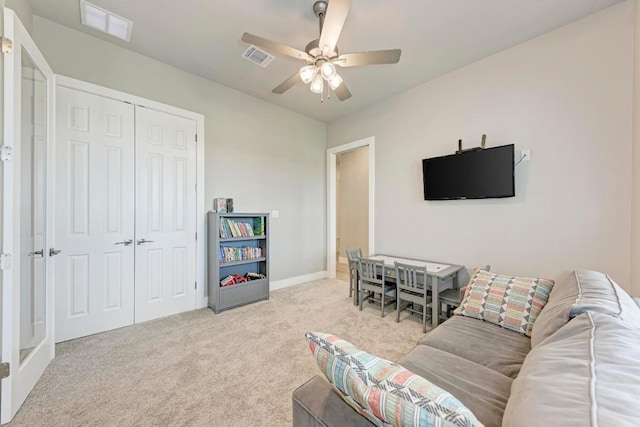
left=137, top=238, right=154, bottom=245
left=28, top=249, right=44, bottom=258
left=114, top=239, right=133, bottom=246
left=49, top=248, right=62, bottom=256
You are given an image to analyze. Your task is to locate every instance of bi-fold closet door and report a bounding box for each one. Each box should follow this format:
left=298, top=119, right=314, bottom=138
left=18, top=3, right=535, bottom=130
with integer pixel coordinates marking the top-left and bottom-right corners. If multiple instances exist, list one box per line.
left=55, top=86, right=197, bottom=343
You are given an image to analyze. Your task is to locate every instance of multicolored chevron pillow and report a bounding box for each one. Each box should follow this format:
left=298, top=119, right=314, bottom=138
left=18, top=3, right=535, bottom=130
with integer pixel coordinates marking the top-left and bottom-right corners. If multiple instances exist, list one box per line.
left=454, top=269, right=554, bottom=337
left=305, top=332, right=483, bottom=427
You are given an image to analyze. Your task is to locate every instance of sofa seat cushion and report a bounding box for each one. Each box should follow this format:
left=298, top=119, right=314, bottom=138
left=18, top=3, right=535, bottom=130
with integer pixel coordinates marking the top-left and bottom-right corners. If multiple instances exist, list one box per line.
left=292, top=376, right=375, bottom=427
left=531, top=269, right=640, bottom=347
left=454, top=269, right=554, bottom=337
left=418, top=315, right=530, bottom=379
left=305, top=332, right=483, bottom=427
left=503, top=311, right=640, bottom=427
left=398, top=344, right=512, bottom=427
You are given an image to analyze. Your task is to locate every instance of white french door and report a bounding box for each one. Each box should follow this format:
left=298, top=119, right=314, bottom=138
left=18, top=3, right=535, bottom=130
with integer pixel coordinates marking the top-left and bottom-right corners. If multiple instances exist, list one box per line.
left=134, top=106, right=197, bottom=323
left=1, top=8, right=55, bottom=424
left=54, top=89, right=197, bottom=341
left=54, top=86, right=136, bottom=343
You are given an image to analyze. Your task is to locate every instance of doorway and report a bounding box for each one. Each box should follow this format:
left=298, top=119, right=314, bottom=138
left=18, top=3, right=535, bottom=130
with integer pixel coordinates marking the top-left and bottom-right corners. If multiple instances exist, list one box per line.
left=336, top=147, right=369, bottom=281
left=327, top=137, right=375, bottom=279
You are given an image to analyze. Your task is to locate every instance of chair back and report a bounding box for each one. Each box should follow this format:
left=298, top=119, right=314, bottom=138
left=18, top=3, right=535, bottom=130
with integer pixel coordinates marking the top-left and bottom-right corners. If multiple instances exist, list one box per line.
left=395, top=262, right=427, bottom=294
left=346, top=248, right=362, bottom=266
left=358, top=258, right=385, bottom=286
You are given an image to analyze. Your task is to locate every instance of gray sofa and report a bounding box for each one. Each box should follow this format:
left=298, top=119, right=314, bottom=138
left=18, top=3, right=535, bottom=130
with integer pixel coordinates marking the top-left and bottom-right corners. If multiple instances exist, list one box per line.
left=292, top=269, right=640, bottom=427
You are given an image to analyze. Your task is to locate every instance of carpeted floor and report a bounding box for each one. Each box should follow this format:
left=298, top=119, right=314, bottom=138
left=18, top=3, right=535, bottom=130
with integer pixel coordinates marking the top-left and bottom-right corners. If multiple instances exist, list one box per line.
left=8, top=279, right=427, bottom=426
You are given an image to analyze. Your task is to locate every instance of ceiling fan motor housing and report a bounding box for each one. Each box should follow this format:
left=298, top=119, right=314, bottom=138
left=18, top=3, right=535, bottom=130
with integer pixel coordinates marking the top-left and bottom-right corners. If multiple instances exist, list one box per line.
left=305, top=39, right=338, bottom=61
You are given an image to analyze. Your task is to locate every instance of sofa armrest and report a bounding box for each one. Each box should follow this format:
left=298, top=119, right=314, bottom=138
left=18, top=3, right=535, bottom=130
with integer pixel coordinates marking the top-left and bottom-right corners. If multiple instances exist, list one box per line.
left=292, top=376, right=374, bottom=427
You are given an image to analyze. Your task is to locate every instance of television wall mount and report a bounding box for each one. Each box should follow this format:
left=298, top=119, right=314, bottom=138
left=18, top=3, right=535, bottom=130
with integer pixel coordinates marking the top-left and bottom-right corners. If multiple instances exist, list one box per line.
left=456, top=134, right=487, bottom=154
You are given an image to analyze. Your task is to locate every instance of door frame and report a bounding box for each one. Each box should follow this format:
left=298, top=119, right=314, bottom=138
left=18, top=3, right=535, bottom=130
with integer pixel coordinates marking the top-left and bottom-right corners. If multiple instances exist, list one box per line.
left=326, top=136, right=375, bottom=278
left=55, top=75, right=207, bottom=309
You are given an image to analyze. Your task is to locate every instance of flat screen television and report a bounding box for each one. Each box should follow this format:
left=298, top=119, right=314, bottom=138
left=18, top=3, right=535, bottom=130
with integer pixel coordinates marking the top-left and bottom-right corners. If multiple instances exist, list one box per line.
left=422, top=144, right=515, bottom=200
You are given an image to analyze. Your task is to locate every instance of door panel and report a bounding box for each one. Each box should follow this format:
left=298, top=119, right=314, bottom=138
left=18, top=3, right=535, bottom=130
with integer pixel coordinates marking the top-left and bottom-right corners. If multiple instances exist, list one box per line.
left=54, top=86, right=135, bottom=343
left=134, top=106, right=197, bottom=323
left=1, top=8, right=55, bottom=424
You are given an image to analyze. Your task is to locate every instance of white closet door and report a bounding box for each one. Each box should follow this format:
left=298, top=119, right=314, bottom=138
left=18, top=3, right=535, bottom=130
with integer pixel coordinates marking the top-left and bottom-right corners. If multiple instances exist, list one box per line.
left=55, top=87, right=135, bottom=342
left=134, top=106, right=197, bottom=323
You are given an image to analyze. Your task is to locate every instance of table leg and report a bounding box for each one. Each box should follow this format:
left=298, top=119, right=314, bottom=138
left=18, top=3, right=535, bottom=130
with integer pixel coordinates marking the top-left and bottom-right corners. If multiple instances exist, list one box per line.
left=431, top=275, right=439, bottom=329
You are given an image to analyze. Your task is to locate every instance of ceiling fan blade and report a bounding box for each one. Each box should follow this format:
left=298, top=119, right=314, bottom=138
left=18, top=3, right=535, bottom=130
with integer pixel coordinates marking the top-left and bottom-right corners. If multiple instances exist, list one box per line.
left=242, top=33, right=313, bottom=62
left=333, top=82, right=352, bottom=101
left=335, top=49, right=401, bottom=67
left=318, top=0, right=352, bottom=55
left=272, top=73, right=301, bottom=94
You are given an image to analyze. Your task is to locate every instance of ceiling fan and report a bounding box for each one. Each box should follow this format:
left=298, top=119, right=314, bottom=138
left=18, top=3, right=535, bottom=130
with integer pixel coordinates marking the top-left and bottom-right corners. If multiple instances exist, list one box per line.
left=242, top=0, right=401, bottom=102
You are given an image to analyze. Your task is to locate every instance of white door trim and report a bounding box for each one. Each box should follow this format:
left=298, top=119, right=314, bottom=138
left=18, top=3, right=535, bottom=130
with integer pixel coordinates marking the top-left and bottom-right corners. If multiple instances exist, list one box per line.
left=326, top=137, right=375, bottom=278
left=54, top=75, right=207, bottom=309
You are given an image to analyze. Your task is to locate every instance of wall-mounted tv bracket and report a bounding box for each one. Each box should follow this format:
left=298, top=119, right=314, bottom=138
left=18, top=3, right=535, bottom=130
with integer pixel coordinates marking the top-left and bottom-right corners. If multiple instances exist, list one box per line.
left=456, top=134, right=487, bottom=154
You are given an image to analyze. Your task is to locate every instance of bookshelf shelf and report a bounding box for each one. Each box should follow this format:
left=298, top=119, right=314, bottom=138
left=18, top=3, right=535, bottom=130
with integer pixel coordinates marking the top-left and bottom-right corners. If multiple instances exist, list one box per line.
left=208, top=212, right=270, bottom=313
left=218, top=257, right=266, bottom=267
left=220, top=236, right=267, bottom=243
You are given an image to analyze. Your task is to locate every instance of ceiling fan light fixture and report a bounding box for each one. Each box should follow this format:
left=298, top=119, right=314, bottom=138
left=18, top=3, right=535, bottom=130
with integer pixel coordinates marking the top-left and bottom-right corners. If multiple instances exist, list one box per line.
left=310, top=74, right=324, bottom=93
left=329, top=73, right=343, bottom=90
left=320, top=62, right=336, bottom=80
left=299, top=65, right=317, bottom=84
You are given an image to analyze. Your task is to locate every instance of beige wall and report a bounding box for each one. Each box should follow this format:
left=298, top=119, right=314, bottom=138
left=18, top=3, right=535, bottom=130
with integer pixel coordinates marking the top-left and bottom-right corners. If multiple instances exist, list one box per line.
left=337, top=147, right=369, bottom=258
left=632, top=0, right=640, bottom=296
left=328, top=3, right=634, bottom=291
left=32, top=16, right=327, bottom=282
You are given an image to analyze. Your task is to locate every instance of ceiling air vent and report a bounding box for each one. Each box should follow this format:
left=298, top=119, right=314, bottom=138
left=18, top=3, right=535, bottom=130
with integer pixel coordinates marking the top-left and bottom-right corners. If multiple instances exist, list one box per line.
left=242, top=45, right=275, bottom=68
left=80, top=0, right=133, bottom=42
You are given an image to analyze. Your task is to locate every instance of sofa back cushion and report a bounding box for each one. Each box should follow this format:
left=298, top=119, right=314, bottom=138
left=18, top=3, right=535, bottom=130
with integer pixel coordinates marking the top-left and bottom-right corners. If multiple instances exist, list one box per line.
left=531, top=269, right=640, bottom=347
left=503, top=311, right=640, bottom=427
left=305, top=331, right=483, bottom=427
left=454, top=269, right=554, bottom=337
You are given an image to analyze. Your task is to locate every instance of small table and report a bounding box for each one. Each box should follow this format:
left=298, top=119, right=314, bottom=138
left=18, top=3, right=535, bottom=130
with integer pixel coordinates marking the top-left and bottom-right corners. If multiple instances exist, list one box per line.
left=364, top=255, right=465, bottom=329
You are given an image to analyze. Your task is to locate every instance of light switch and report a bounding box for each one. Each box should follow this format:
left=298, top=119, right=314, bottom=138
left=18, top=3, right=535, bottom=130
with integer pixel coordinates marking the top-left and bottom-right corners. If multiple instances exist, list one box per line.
left=271, top=210, right=279, bottom=218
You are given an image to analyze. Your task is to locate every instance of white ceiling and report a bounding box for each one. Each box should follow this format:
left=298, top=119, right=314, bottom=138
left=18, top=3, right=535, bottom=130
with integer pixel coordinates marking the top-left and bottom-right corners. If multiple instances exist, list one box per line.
left=28, top=0, right=625, bottom=123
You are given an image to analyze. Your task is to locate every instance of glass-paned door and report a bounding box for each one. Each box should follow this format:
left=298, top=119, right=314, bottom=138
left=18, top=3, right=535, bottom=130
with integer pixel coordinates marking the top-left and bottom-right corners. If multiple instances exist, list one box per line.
left=1, top=8, right=55, bottom=424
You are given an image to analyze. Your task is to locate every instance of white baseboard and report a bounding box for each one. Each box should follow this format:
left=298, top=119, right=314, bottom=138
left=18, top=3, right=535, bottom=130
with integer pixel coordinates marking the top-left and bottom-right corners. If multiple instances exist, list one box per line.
left=338, top=256, right=348, bottom=264
left=270, top=271, right=328, bottom=291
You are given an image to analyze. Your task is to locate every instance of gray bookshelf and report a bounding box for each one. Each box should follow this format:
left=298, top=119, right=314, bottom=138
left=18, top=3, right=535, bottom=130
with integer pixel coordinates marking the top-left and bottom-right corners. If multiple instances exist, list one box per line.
left=208, top=212, right=270, bottom=313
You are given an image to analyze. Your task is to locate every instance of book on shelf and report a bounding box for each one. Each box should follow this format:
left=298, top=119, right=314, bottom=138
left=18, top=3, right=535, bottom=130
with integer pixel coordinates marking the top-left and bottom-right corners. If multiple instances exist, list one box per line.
left=253, top=217, right=265, bottom=236
left=219, top=218, right=258, bottom=239
left=220, top=272, right=266, bottom=287
left=218, top=246, right=263, bottom=264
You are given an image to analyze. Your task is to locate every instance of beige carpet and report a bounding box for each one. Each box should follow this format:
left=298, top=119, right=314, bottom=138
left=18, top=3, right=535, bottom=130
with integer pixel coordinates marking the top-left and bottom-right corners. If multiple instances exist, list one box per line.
left=8, top=279, right=427, bottom=426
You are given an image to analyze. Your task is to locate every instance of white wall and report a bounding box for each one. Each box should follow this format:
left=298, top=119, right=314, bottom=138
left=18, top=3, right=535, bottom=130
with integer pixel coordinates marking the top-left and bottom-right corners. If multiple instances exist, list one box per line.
left=6, top=0, right=32, bottom=34
left=32, top=16, right=327, bottom=283
left=328, top=2, right=634, bottom=291
left=337, top=147, right=369, bottom=258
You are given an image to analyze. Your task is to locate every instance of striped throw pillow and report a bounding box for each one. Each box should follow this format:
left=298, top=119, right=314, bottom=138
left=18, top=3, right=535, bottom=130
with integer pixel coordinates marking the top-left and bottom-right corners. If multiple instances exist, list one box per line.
left=305, top=332, right=483, bottom=427
left=454, top=270, right=554, bottom=337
